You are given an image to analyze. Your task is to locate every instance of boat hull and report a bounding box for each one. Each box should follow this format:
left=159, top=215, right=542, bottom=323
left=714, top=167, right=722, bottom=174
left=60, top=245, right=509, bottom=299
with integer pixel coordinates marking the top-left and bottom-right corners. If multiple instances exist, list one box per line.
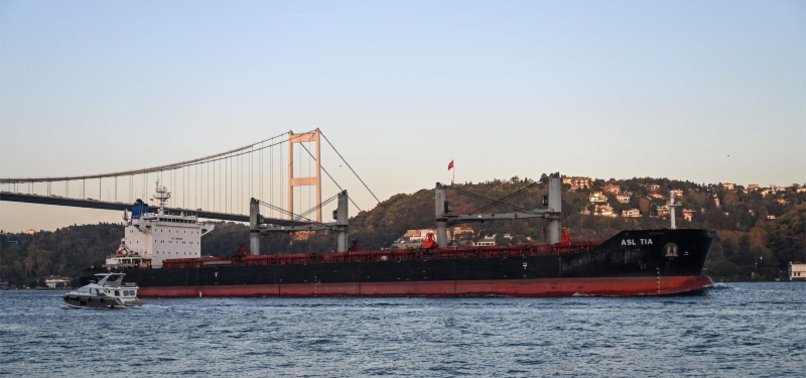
left=88, top=229, right=716, bottom=298
left=63, top=294, right=126, bottom=309
left=139, top=275, right=713, bottom=298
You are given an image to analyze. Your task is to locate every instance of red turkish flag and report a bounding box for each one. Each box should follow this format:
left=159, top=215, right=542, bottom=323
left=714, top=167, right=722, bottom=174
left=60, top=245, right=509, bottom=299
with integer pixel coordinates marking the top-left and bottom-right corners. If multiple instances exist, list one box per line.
left=448, top=160, right=454, bottom=170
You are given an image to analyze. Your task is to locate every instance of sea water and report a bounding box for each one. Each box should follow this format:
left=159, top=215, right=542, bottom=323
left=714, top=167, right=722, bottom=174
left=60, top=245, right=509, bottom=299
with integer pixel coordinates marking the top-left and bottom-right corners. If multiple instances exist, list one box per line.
left=1, top=282, right=804, bottom=377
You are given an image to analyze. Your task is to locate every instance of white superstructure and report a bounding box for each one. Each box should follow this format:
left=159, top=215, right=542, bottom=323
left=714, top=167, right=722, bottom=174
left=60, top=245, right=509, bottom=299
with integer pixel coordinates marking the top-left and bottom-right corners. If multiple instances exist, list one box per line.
left=111, top=182, right=214, bottom=269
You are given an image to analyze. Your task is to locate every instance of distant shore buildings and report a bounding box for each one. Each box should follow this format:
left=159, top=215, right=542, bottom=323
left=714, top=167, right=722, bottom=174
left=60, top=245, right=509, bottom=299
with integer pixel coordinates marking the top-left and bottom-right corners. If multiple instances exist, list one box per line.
left=44, top=276, right=71, bottom=288
left=789, top=262, right=806, bottom=281
left=360, top=177, right=804, bottom=249
left=562, top=176, right=592, bottom=190
left=561, top=175, right=805, bottom=222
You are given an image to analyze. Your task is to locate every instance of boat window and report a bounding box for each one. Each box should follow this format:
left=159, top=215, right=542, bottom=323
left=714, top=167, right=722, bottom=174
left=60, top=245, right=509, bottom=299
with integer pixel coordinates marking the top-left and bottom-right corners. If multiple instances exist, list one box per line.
left=115, top=290, right=120, bottom=296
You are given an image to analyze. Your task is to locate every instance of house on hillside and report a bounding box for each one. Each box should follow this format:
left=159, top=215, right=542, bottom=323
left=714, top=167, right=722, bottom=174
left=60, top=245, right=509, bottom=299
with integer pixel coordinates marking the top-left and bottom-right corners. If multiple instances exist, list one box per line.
left=616, top=192, right=632, bottom=204
left=621, top=208, right=641, bottom=218
left=603, top=183, right=621, bottom=194
left=402, top=229, right=435, bottom=242
left=392, top=228, right=437, bottom=249
left=594, top=204, right=617, bottom=217
left=760, top=186, right=784, bottom=197
left=653, top=204, right=671, bottom=218
left=589, top=191, right=608, bottom=204
left=563, top=176, right=592, bottom=190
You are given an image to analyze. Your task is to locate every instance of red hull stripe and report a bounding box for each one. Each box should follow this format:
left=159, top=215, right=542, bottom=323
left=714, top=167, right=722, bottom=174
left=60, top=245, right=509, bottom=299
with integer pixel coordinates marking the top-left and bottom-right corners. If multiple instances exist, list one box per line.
left=138, top=276, right=713, bottom=298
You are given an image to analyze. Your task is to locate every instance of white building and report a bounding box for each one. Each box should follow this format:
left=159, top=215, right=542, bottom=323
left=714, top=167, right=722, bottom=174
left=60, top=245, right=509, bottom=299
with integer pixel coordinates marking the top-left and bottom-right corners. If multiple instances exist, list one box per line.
left=589, top=191, right=608, bottom=204
left=401, top=229, right=437, bottom=242
left=621, top=209, right=641, bottom=218
left=790, top=262, right=806, bottom=281
left=563, top=176, right=592, bottom=190
left=589, top=204, right=616, bottom=217
left=45, top=276, right=71, bottom=288
left=392, top=228, right=437, bottom=249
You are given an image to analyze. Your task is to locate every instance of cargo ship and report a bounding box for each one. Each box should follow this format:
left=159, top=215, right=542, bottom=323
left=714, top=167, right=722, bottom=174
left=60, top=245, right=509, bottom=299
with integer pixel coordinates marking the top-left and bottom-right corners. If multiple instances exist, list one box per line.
left=85, top=175, right=715, bottom=297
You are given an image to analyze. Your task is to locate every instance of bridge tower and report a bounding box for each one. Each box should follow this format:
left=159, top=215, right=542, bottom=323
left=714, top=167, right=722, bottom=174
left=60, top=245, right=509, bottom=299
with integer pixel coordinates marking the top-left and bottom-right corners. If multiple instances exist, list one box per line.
left=287, top=129, right=322, bottom=222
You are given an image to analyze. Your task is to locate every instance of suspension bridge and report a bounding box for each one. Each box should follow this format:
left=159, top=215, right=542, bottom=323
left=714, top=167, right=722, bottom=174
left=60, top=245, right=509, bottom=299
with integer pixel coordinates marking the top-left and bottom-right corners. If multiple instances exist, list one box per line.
left=0, top=129, right=380, bottom=228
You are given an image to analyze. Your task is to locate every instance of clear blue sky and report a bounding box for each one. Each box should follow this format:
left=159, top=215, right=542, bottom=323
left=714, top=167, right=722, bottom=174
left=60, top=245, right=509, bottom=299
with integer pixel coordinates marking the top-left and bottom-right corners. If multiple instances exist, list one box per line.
left=1, top=0, right=804, bottom=231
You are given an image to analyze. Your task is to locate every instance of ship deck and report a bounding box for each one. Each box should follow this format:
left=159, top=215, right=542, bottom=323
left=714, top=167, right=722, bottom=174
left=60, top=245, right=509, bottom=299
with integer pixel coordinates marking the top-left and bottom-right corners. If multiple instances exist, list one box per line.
left=162, top=241, right=603, bottom=269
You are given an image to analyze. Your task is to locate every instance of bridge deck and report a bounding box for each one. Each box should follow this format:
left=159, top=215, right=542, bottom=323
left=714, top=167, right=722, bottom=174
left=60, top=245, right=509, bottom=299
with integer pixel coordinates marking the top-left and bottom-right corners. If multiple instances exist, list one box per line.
left=0, top=192, right=308, bottom=226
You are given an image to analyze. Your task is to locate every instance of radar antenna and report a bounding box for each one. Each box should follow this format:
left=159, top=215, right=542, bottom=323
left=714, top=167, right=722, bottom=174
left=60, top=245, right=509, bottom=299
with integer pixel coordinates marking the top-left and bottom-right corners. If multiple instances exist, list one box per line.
left=152, top=180, right=171, bottom=214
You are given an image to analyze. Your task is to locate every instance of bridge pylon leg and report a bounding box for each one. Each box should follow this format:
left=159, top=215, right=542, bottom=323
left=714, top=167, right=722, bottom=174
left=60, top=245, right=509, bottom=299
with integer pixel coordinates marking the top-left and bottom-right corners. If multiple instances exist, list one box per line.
left=287, top=129, right=322, bottom=222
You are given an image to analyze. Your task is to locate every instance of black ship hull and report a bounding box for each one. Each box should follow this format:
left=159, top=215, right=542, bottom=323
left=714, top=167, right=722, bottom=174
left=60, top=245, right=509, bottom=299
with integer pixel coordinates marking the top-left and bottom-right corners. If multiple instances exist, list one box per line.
left=85, top=229, right=715, bottom=297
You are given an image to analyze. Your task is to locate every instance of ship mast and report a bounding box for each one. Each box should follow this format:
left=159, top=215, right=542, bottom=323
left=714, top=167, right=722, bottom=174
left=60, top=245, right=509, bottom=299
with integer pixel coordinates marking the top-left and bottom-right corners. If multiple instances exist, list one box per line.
left=153, top=180, right=171, bottom=215
left=669, top=190, right=681, bottom=230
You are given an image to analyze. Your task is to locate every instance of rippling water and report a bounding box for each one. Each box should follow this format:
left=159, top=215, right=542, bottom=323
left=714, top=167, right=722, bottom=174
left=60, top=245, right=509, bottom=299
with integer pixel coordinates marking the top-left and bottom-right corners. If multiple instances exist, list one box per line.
left=1, top=283, right=804, bottom=377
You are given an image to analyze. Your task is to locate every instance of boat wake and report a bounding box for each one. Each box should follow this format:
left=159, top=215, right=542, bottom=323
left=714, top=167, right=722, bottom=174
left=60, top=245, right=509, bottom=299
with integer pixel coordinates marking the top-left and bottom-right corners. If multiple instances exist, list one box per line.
left=709, top=282, right=733, bottom=290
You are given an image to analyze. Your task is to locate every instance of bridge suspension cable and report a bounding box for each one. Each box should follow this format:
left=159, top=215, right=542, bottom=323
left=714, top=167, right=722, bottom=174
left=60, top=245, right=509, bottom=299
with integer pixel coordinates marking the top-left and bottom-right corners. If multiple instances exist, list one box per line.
left=1, top=128, right=377, bottom=224
left=320, top=130, right=381, bottom=205
left=0, top=131, right=290, bottom=184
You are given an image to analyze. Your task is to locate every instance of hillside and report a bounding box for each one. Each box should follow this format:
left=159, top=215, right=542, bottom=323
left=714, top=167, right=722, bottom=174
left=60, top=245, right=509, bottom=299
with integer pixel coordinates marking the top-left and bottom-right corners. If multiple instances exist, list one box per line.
left=1, top=175, right=804, bottom=286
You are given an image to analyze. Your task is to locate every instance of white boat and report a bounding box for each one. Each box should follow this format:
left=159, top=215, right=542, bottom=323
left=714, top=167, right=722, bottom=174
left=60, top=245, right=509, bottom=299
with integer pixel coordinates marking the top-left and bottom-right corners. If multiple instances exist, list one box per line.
left=63, top=273, right=142, bottom=309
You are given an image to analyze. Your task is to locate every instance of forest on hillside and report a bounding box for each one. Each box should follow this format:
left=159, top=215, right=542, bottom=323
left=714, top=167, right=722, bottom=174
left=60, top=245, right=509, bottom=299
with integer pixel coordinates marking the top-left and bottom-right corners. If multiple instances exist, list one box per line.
left=1, top=175, right=804, bottom=287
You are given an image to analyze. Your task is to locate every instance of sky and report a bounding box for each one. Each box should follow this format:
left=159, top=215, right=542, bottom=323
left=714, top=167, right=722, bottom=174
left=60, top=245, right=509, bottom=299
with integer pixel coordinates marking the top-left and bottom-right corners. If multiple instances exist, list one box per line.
left=0, top=0, right=804, bottom=232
